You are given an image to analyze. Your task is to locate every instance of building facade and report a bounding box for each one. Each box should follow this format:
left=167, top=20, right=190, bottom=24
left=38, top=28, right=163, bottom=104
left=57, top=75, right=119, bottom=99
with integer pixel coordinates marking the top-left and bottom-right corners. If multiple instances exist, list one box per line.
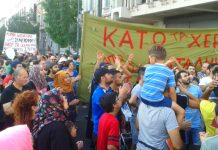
left=36, top=0, right=59, bottom=54
left=8, top=0, right=36, bottom=18
left=83, top=0, right=218, bottom=28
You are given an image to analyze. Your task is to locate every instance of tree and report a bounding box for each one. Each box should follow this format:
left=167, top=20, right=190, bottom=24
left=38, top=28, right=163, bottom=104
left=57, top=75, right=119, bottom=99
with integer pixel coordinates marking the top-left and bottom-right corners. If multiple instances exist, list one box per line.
left=7, top=9, right=39, bottom=34
left=42, top=0, right=81, bottom=49
left=0, top=25, right=7, bottom=51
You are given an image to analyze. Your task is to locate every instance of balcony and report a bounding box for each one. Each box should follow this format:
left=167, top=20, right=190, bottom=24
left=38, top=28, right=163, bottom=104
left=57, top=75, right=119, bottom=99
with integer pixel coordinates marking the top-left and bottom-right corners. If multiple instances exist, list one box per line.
left=115, top=0, right=218, bottom=24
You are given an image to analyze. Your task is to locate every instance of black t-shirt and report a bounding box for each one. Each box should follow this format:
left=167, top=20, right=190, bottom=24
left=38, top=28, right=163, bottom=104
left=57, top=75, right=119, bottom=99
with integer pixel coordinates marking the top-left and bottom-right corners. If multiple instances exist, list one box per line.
left=0, top=82, right=36, bottom=127
left=0, top=82, right=36, bottom=104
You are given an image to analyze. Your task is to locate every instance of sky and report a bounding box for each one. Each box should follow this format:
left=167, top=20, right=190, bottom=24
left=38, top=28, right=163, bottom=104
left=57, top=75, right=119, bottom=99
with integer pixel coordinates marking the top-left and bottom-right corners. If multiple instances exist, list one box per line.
left=0, top=0, right=18, bottom=19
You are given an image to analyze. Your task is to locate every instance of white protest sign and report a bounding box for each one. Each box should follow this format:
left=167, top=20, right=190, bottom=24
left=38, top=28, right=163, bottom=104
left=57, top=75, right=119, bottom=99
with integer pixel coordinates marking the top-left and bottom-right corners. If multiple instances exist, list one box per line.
left=3, top=31, right=37, bottom=53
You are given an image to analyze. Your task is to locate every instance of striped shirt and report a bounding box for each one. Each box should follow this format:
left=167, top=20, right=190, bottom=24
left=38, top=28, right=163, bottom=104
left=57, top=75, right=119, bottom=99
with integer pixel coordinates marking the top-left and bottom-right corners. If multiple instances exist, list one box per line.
left=140, top=64, right=176, bottom=102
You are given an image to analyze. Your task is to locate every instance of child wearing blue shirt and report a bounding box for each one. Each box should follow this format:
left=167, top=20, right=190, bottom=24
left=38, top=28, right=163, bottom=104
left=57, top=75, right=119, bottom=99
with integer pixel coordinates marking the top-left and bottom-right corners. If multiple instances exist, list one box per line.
left=141, top=44, right=177, bottom=106
left=140, top=45, right=184, bottom=127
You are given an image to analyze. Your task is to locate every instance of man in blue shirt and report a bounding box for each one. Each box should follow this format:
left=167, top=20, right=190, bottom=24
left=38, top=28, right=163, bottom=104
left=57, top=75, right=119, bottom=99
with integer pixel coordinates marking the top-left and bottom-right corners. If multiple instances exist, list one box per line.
left=92, top=68, right=113, bottom=137
left=176, top=70, right=203, bottom=149
left=92, top=67, right=130, bottom=148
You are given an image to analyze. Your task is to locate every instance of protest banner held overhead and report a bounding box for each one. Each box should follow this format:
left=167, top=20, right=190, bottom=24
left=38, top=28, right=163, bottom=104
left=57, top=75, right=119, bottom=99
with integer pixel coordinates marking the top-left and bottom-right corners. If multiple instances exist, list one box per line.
left=3, top=31, right=37, bottom=54
left=79, top=14, right=218, bottom=102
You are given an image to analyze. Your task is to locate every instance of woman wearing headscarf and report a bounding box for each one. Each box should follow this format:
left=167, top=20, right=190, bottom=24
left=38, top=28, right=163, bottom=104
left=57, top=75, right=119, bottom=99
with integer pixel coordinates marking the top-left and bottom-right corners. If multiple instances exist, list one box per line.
left=29, top=65, right=48, bottom=95
left=32, top=88, right=72, bottom=150
left=54, top=70, right=80, bottom=122
left=65, top=60, right=81, bottom=98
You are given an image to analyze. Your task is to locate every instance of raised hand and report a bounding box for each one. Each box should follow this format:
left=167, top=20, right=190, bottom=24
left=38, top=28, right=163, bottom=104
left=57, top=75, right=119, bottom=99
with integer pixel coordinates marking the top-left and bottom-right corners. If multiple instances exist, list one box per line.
left=165, top=57, right=176, bottom=65
left=96, top=51, right=104, bottom=61
left=127, top=53, right=134, bottom=63
left=115, top=55, right=121, bottom=66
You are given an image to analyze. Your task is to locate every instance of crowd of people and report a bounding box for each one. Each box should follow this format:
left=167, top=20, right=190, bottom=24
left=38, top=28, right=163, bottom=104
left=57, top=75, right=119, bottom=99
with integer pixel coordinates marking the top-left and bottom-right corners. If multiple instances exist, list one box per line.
left=87, top=45, right=218, bottom=150
left=0, top=53, right=82, bottom=150
left=0, top=44, right=218, bottom=150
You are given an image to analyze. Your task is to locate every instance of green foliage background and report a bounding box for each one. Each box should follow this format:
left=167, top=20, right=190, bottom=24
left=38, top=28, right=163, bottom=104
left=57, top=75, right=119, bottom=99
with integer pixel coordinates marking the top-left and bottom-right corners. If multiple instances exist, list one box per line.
left=42, top=0, right=81, bottom=49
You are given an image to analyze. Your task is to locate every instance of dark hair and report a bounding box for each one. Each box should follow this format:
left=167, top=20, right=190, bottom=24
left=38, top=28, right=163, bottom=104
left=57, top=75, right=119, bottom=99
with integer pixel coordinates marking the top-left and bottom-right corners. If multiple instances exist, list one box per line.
left=193, top=77, right=199, bottom=84
left=176, top=70, right=188, bottom=82
left=110, top=69, right=120, bottom=76
left=65, top=60, right=73, bottom=68
left=94, top=68, right=110, bottom=84
left=148, top=44, right=166, bottom=60
left=65, top=120, right=76, bottom=132
left=17, top=56, right=24, bottom=62
left=208, top=64, right=216, bottom=71
left=207, top=63, right=218, bottom=71
left=22, top=62, right=28, bottom=69
left=32, top=60, right=39, bottom=65
left=47, top=63, right=57, bottom=74
left=100, top=92, right=117, bottom=113
left=73, top=55, right=79, bottom=61
left=212, top=66, right=218, bottom=75
left=138, top=67, right=145, bottom=77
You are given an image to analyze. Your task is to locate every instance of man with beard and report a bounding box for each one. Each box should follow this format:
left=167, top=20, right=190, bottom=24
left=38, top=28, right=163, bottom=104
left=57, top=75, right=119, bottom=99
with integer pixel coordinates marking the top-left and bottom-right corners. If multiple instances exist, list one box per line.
left=197, top=63, right=209, bottom=80
left=92, top=68, right=129, bottom=148
left=110, top=69, right=123, bottom=93
left=176, top=70, right=203, bottom=149
left=187, top=65, right=197, bottom=83
left=92, top=68, right=113, bottom=142
left=46, top=64, right=60, bottom=90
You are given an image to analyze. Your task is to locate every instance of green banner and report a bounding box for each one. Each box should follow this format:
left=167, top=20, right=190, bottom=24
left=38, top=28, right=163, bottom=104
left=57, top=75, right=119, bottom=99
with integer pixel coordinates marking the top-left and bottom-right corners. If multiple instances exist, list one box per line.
left=79, top=14, right=218, bottom=102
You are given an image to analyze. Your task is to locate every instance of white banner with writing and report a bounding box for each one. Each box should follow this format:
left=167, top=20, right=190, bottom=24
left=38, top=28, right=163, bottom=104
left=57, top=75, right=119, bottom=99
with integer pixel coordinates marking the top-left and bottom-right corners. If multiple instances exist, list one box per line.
left=3, top=31, right=37, bottom=53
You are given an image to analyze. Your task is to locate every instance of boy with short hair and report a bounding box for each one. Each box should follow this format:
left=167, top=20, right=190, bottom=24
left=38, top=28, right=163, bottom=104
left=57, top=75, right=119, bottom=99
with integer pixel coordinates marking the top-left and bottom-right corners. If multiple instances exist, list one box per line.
left=97, top=92, right=121, bottom=150
left=141, top=44, right=176, bottom=106
left=140, top=45, right=184, bottom=128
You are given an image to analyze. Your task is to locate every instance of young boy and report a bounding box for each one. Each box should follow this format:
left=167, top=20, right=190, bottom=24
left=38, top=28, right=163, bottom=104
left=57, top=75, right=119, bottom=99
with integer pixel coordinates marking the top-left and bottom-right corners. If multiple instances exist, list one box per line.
left=141, top=44, right=176, bottom=106
left=140, top=45, right=184, bottom=127
left=97, top=92, right=121, bottom=150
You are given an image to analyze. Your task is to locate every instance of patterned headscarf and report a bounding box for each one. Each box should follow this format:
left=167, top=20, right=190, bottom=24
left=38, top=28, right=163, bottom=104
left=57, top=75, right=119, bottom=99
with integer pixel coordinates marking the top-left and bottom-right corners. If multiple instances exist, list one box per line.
left=29, top=65, right=48, bottom=90
left=54, top=70, right=72, bottom=93
left=32, top=88, right=68, bottom=139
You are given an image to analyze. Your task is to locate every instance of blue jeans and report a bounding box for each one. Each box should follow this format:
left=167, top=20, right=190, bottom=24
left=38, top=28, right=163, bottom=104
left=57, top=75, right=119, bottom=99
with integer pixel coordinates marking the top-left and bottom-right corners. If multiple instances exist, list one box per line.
left=141, top=97, right=172, bottom=108
left=185, top=127, right=202, bottom=145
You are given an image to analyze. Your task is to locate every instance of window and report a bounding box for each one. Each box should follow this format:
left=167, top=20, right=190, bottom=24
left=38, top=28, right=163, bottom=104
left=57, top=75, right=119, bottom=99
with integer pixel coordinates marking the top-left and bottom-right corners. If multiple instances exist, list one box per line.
left=105, top=0, right=110, bottom=7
